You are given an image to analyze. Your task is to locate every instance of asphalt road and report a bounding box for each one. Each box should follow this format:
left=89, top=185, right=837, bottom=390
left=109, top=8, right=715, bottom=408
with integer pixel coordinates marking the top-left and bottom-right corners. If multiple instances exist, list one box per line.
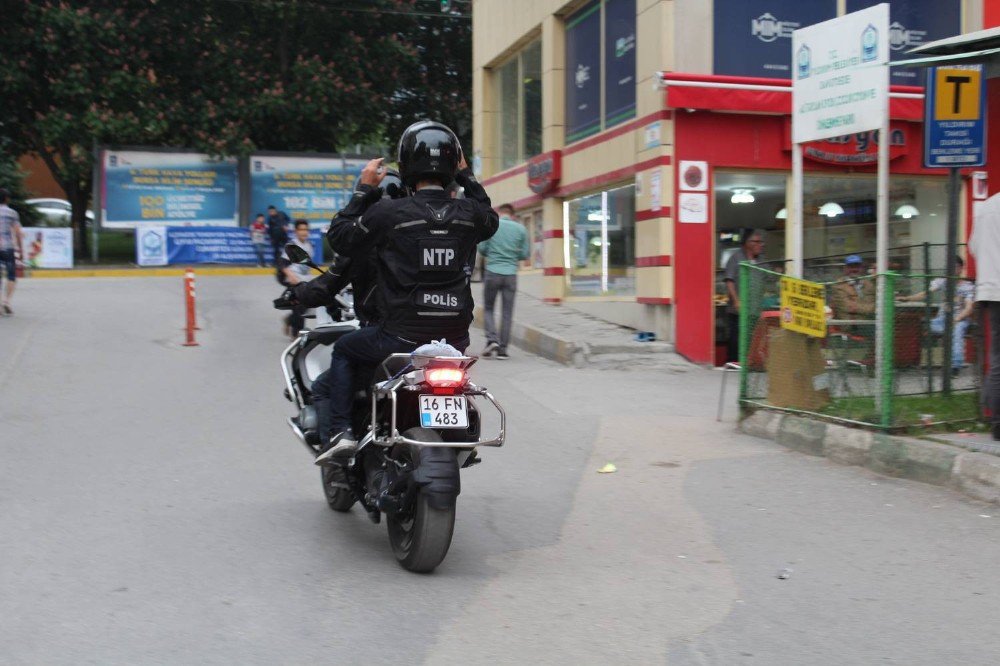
left=2, top=276, right=999, bottom=665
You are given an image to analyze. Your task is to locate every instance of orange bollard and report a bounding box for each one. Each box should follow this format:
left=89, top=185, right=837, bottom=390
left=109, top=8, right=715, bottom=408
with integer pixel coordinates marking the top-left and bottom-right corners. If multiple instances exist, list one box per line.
left=183, top=267, right=199, bottom=347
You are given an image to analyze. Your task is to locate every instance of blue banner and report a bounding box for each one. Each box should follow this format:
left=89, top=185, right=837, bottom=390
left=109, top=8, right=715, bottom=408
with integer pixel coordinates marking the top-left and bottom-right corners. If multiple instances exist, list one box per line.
left=604, top=0, right=636, bottom=128
left=565, top=0, right=602, bottom=143
left=847, top=0, right=962, bottom=85
left=102, top=151, right=238, bottom=228
left=136, top=226, right=323, bottom=266
left=714, top=0, right=837, bottom=78
left=249, top=155, right=366, bottom=228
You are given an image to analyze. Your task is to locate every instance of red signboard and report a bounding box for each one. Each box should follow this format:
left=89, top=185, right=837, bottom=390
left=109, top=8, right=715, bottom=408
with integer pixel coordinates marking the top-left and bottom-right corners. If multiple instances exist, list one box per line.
left=527, top=150, right=562, bottom=195
left=781, top=117, right=909, bottom=165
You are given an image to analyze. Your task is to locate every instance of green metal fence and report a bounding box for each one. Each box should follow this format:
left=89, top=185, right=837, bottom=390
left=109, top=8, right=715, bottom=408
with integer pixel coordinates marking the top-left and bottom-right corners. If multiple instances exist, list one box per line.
left=738, top=262, right=981, bottom=431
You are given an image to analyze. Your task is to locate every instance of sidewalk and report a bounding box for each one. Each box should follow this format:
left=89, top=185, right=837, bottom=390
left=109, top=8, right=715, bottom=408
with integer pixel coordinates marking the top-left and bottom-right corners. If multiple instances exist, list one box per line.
left=471, top=283, right=691, bottom=371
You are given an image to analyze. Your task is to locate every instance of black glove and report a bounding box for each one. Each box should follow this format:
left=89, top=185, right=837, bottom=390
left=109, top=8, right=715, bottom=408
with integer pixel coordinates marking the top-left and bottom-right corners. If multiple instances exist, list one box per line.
left=272, top=287, right=297, bottom=310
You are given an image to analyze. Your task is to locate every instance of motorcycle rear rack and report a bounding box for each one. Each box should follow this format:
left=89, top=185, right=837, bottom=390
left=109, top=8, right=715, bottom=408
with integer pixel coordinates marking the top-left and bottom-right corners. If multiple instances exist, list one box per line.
left=370, top=373, right=506, bottom=449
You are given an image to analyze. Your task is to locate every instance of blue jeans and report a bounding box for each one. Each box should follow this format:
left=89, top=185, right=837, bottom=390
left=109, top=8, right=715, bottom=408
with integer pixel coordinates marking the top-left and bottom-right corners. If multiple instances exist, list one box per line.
left=930, top=314, right=969, bottom=369
left=252, top=242, right=268, bottom=266
left=322, top=327, right=469, bottom=436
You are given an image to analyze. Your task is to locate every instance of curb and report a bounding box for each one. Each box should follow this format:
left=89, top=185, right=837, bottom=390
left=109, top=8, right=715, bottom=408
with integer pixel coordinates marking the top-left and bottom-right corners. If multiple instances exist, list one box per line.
left=472, top=306, right=580, bottom=366
left=29, top=267, right=274, bottom=278
left=740, top=409, right=1000, bottom=504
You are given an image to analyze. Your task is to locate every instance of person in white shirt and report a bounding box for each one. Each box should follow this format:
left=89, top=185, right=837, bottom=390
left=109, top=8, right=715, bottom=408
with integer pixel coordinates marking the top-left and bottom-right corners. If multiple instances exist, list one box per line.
left=898, top=255, right=975, bottom=374
left=969, top=193, right=1000, bottom=439
left=0, top=188, right=24, bottom=316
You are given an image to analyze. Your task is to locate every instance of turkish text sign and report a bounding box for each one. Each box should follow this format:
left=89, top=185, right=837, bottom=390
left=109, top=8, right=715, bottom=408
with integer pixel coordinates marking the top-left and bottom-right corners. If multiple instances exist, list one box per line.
left=136, top=226, right=323, bottom=266
left=102, top=151, right=238, bottom=229
left=924, top=65, right=987, bottom=168
left=792, top=3, right=889, bottom=144
left=780, top=276, right=827, bottom=338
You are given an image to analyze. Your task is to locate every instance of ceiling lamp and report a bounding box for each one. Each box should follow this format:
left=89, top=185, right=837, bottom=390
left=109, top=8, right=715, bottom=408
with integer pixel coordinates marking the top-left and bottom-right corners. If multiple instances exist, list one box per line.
left=730, top=188, right=756, bottom=204
left=775, top=207, right=787, bottom=220
left=894, top=204, right=920, bottom=219
left=818, top=202, right=845, bottom=218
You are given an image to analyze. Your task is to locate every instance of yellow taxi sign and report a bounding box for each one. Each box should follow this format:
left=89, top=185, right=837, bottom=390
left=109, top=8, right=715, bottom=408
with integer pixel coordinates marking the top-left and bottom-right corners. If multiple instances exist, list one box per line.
left=932, top=67, right=982, bottom=121
left=779, top=276, right=826, bottom=338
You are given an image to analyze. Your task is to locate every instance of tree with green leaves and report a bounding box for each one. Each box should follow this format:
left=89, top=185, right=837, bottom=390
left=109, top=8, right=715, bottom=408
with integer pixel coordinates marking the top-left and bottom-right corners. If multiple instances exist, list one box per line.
left=0, top=0, right=472, bottom=257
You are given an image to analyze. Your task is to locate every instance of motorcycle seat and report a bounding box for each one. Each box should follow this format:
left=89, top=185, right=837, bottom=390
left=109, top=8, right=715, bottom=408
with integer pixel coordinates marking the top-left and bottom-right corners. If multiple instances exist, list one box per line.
left=306, top=327, right=350, bottom=345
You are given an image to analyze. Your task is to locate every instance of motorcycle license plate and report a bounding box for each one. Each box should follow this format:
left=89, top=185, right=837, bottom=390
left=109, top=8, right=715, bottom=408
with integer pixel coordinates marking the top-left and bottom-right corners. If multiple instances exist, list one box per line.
left=419, top=395, right=468, bottom=429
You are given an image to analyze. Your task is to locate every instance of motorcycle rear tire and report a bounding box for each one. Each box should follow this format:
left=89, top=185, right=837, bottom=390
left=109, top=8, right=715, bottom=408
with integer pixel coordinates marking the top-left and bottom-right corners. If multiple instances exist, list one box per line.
left=321, top=464, right=356, bottom=512
left=387, top=429, right=456, bottom=573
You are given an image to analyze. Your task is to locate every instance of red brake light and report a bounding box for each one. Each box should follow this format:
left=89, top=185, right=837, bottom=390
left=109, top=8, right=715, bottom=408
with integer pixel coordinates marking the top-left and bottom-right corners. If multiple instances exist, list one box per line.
left=425, top=367, right=465, bottom=388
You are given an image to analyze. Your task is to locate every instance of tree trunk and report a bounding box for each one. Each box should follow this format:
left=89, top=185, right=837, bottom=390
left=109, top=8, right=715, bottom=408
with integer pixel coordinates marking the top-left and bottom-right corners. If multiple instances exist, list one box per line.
left=65, top=182, right=91, bottom=259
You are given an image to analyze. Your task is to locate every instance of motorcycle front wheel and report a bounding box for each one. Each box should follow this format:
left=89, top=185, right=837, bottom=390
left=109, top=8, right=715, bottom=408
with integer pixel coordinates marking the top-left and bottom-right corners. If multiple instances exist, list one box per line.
left=387, top=428, right=456, bottom=573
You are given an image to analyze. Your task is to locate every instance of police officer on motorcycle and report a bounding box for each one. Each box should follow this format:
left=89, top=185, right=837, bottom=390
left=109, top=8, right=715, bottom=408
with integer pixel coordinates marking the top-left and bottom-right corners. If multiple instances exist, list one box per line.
left=315, top=121, right=499, bottom=464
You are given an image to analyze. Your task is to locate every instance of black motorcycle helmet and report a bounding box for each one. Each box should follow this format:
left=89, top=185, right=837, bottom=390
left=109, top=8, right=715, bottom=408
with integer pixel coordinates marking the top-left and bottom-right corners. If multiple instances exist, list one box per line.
left=397, top=120, right=461, bottom=188
left=352, top=166, right=406, bottom=199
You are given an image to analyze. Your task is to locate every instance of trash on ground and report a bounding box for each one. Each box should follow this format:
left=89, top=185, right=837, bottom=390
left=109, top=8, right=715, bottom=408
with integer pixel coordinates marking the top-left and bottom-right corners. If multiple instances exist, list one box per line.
left=597, top=463, right=618, bottom=474
left=777, top=568, right=792, bottom=580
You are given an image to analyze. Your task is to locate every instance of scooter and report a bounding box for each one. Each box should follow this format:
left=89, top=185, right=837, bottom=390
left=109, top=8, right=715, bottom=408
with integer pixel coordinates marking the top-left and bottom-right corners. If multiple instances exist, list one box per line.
left=274, top=246, right=506, bottom=572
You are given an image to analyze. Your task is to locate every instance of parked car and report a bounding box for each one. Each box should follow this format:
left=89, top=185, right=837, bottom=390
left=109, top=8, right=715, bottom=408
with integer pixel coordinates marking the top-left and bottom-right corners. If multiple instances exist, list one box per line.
left=26, top=198, right=95, bottom=227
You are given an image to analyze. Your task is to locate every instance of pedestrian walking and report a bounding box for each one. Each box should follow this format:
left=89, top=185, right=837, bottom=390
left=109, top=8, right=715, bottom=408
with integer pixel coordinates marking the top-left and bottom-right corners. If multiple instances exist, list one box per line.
left=266, top=205, right=291, bottom=266
left=722, top=228, right=763, bottom=362
left=0, top=188, right=24, bottom=316
left=478, top=204, right=530, bottom=359
left=250, top=213, right=268, bottom=266
left=970, top=193, right=1000, bottom=439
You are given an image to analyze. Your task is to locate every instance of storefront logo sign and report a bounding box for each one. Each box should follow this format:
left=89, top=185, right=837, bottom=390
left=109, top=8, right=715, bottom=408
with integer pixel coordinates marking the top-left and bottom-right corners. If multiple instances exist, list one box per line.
left=889, top=21, right=926, bottom=51
left=861, top=23, right=879, bottom=62
left=796, top=45, right=811, bottom=79
left=527, top=150, right=562, bottom=195
left=615, top=33, right=635, bottom=57
left=751, top=13, right=798, bottom=43
left=804, top=128, right=906, bottom=165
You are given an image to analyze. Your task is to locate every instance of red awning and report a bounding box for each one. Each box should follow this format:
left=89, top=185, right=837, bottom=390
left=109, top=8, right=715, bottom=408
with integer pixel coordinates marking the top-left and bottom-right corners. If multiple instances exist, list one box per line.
left=659, top=72, right=924, bottom=121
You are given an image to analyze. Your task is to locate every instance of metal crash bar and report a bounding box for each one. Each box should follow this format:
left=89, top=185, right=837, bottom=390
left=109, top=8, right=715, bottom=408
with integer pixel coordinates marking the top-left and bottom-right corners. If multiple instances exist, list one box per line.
left=370, top=374, right=506, bottom=449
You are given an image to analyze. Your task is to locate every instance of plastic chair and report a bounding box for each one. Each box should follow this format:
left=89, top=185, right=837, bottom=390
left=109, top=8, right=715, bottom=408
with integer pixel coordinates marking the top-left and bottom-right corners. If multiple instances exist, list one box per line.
left=717, top=311, right=780, bottom=421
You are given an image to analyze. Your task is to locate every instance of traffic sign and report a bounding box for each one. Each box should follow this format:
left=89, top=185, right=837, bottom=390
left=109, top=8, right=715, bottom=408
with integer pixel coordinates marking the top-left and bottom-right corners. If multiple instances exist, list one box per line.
left=924, top=64, right=986, bottom=167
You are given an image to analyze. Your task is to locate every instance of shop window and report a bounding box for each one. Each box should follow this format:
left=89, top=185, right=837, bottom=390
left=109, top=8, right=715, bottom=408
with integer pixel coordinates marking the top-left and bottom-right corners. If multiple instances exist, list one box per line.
left=563, top=184, right=636, bottom=295
left=712, top=171, right=950, bottom=283
left=519, top=209, right=544, bottom=269
left=495, top=41, right=542, bottom=170
left=565, top=0, right=636, bottom=143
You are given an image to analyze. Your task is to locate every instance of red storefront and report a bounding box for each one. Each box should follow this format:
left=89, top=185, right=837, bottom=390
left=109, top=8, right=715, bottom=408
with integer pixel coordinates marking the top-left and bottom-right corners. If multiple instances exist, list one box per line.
left=662, top=73, right=972, bottom=365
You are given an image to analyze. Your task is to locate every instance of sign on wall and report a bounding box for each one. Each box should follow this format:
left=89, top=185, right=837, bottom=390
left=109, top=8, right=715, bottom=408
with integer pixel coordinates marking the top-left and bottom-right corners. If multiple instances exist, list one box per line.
left=604, top=0, right=636, bottom=128
left=780, top=276, right=827, bottom=338
left=924, top=65, right=987, bottom=168
left=102, top=151, right=238, bottom=229
left=249, top=155, right=366, bottom=228
left=792, top=3, right=889, bottom=144
left=714, top=0, right=837, bottom=78
left=565, top=0, right=602, bottom=143
left=136, top=226, right=323, bottom=266
left=847, top=0, right=962, bottom=85
left=21, top=227, right=73, bottom=269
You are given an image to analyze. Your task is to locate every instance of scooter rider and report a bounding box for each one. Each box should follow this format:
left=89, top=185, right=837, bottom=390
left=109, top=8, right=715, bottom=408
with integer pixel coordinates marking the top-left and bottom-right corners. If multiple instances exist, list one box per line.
left=315, top=120, right=499, bottom=464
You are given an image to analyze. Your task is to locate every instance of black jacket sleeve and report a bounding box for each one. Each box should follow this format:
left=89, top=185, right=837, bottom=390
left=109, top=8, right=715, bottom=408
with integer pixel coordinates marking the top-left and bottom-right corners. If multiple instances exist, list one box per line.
left=455, top=168, right=499, bottom=241
left=326, top=184, right=384, bottom=258
left=290, top=256, right=354, bottom=308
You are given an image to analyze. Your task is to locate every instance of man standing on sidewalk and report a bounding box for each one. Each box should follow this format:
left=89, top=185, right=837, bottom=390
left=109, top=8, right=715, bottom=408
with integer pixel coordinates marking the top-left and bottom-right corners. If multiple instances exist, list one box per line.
left=970, top=192, right=1000, bottom=439
left=479, top=204, right=529, bottom=359
left=0, top=188, right=24, bottom=316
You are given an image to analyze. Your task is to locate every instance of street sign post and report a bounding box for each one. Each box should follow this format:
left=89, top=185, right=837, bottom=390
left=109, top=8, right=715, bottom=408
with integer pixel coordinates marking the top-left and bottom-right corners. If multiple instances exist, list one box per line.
left=924, top=64, right=987, bottom=168
left=792, top=3, right=890, bottom=410
left=923, top=64, right=986, bottom=393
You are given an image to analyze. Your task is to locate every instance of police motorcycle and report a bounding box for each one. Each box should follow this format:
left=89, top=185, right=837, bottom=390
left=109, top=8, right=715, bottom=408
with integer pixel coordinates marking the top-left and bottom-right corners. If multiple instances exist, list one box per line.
left=274, top=247, right=506, bottom=573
